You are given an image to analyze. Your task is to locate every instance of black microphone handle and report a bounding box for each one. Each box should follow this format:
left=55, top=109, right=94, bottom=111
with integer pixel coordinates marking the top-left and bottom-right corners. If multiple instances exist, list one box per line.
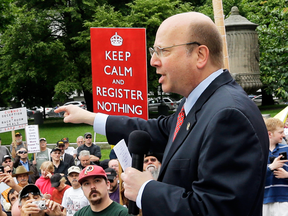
left=128, top=154, right=144, bottom=215
left=131, top=154, right=144, bottom=171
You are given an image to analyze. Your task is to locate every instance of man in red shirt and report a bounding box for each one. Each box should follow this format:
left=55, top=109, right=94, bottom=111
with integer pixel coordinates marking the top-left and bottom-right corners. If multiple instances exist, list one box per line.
left=50, top=173, right=71, bottom=204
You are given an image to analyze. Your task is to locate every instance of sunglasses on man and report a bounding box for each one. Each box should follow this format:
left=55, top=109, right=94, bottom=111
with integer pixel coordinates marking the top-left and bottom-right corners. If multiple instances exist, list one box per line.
left=108, top=178, right=115, bottom=183
left=18, top=151, right=28, bottom=154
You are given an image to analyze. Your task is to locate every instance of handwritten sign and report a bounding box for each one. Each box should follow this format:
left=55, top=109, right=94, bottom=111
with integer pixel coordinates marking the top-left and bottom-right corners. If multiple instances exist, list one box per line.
left=0, top=108, right=28, bottom=133
left=25, top=125, right=40, bottom=153
left=91, top=28, right=148, bottom=119
left=113, top=139, right=132, bottom=171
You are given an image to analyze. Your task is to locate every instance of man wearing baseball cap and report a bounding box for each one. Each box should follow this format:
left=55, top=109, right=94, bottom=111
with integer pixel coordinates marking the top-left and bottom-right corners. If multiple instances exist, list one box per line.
left=50, top=147, right=69, bottom=177
left=10, top=132, right=27, bottom=159
left=75, top=165, right=129, bottom=216
left=105, top=168, right=120, bottom=203
left=62, top=166, right=89, bottom=216
left=56, top=141, right=74, bottom=167
left=2, top=155, right=15, bottom=174
left=18, top=184, right=64, bottom=216
left=50, top=173, right=71, bottom=204
left=31, top=138, right=52, bottom=172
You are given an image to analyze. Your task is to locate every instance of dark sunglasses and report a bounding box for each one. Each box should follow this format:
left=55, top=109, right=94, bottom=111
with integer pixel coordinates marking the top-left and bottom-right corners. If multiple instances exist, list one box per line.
left=144, top=157, right=157, bottom=164
left=108, top=178, right=114, bottom=183
left=6, top=170, right=12, bottom=173
left=20, top=191, right=40, bottom=199
left=18, top=151, right=28, bottom=154
left=86, top=136, right=92, bottom=139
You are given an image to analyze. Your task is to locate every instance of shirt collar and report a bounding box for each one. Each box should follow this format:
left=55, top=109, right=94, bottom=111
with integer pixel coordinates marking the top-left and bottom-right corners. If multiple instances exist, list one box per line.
left=184, top=69, right=223, bottom=116
left=20, top=160, right=28, bottom=165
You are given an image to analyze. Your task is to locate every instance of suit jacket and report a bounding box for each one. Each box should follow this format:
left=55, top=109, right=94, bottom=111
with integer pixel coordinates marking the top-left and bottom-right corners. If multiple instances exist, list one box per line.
left=63, top=153, right=75, bottom=167
left=106, top=70, right=269, bottom=216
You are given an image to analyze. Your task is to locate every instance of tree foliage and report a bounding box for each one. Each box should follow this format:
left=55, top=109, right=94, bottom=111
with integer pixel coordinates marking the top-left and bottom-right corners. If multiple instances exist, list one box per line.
left=0, top=0, right=287, bottom=109
left=240, top=0, right=288, bottom=100
left=0, top=8, right=69, bottom=109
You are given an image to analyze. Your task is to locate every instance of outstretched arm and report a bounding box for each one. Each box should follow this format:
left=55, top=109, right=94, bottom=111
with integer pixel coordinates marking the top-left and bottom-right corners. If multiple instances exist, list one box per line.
left=55, top=105, right=96, bottom=125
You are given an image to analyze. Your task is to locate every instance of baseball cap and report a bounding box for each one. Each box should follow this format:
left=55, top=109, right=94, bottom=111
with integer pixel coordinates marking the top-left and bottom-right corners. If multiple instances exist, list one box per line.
left=105, top=168, right=117, bottom=181
left=78, top=165, right=107, bottom=184
left=61, top=137, right=69, bottom=143
left=56, top=141, right=65, bottom=146
left=50, top=173, right=62, bottom=187
left=40, top=138, right=46, bottom=142
left=84, top=132, right=92, bottom=139
left=15, top=132, right=22, bottom=136
left=19, top=184, right=42, bottom=201
left=2, top=155, right=11, bottom=161
left=51, top=147, right=62, bottom=154
left=68, top=166, right=81, bottom=175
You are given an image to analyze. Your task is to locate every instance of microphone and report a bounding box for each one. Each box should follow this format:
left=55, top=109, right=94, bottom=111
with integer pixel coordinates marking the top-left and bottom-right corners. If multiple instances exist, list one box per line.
left=128, top=130, right=151, bottom=215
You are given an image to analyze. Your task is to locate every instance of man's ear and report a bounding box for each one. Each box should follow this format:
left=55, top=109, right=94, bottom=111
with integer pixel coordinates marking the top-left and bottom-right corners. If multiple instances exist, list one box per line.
left=196, top=45, right=209, bottom=69
left=106, top=179, right=110, bottom=189
left=268, top=131, right=273, bottom=139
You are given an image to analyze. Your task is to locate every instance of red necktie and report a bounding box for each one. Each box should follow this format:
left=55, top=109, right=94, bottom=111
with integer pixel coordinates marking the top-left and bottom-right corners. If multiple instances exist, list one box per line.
left=173, top=106, right=185, bottom=141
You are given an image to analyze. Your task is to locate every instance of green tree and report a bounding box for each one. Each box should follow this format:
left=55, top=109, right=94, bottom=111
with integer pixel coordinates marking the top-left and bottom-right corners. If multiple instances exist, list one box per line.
left=0, top=8, right=69, bottom=113
left=240, top=0, right=288, bottom=105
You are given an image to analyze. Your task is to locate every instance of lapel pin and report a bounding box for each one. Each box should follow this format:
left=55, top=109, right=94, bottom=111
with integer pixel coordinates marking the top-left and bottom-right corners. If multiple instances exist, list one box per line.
left=186, top=122, right=191, bottom=130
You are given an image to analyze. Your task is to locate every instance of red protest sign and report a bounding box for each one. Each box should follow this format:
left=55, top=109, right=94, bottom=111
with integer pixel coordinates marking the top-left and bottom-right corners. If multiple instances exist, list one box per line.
left=91, top=28, right=148, bottom=120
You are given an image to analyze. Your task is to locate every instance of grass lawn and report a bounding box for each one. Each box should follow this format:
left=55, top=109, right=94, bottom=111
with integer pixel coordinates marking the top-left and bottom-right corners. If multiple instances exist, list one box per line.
left=0, top=118, right=107, bottom=146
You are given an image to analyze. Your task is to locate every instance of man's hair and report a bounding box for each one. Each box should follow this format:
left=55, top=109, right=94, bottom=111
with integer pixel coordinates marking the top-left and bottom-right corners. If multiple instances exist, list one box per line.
left=19, top=147, right=28, bottom=151
left=40, top=161, right=54, bottom=172
left=79, top=150, right=90, bottom=159
left=186, top=21, right=224, bottom=68
left=7, top=188, right=15, bottom=203
left=265, top=118, right=284, bottom=132
left=77, top=136, right=84, bottom=141
left=60, top=176, right=66, bottom=183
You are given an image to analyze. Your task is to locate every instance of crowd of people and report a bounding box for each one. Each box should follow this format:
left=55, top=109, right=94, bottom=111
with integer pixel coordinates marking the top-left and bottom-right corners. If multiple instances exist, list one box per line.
left=0, top=131, right=162, bottom=216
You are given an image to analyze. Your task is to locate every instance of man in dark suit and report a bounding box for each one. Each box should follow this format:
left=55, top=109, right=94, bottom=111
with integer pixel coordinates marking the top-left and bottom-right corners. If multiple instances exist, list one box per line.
left=55, top=12, right=269, bottom=216
left=57, top=141, right=75, bottom=167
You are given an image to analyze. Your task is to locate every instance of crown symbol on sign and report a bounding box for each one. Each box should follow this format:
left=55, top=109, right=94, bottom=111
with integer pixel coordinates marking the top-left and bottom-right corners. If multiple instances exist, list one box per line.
left=110, top=32, right=123, bottom=46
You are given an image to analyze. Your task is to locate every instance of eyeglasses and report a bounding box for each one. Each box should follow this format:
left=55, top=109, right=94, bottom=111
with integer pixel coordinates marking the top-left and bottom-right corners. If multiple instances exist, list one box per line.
left=144, top=157, right=157, bottom=164
left=149, top=42, right=201, bottom=57
left=18, top=151, right=27, bottom=154
left=86, top=136, right=92, bottom=139
left=20, top=191, right=40, bottom=199
left=6, top=170, right=12, bottom=173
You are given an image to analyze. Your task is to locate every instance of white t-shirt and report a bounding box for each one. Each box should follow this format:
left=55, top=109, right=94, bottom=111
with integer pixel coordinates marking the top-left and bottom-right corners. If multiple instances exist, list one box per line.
left=61, top=187, right=89, bottom=216
left=65, top=147, right=75, bottom=156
